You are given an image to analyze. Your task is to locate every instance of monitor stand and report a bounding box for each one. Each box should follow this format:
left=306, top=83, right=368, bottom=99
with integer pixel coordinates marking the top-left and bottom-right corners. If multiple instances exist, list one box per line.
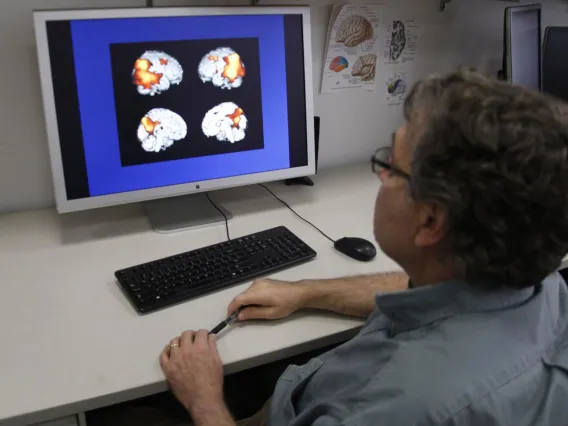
left=145, top=193, right=233, bottom=234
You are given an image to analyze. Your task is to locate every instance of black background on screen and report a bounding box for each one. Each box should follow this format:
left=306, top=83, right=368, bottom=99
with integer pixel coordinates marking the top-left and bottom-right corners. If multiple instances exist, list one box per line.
left=109, top=38, right=264, bottom=167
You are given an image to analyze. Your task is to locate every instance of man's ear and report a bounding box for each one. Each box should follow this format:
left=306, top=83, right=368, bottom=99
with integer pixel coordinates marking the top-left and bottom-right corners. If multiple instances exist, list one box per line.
left=415, top=203, right=446, bottom=247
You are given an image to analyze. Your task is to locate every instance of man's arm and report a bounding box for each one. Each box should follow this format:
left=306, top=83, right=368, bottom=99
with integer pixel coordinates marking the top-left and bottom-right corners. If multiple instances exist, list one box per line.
left=190, top=403, right=235, bottom=426
left=301, top=272, right=409, bottom=318
left=228, top=272, right=408, bottom=320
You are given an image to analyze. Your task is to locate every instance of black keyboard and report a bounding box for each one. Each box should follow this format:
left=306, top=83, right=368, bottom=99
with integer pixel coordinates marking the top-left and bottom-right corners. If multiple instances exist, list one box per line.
left=115, top=226, right=317, bottom=313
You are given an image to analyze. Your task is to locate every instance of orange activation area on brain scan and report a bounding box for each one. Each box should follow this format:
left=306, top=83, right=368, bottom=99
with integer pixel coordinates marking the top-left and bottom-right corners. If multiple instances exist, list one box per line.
left=222, top=54, right=245, bottom=83
left=141, top=116, right=160, bottom=135
left=133, top=59, right=163, bottom=89
left=226, top=108, right=244, bottom=129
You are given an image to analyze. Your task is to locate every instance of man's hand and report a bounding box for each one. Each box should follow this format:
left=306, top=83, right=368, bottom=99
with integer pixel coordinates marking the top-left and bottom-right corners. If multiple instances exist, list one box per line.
left=160, top=330, right=224, bottom=414
left=227, top=278, right=307, bottom=320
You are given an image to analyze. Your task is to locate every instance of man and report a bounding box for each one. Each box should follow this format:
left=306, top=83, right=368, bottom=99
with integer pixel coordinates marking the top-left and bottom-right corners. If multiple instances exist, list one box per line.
left=160, top=70, right=568, bottom=425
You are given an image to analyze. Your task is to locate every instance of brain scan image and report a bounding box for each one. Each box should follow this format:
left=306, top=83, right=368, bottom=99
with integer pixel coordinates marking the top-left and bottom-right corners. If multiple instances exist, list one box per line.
left=352, top=54, right=377, bottom=82
left=198, top=48, right=246, bottom=90
left=137, top=108, right=187, bottom=153
left=202, top=102, right=247, bottom=143
left=389, top=21, right=407, bottom=61
left=132, top=51, right=183, bottom=96
left=336, top=15, right=373, bottom=48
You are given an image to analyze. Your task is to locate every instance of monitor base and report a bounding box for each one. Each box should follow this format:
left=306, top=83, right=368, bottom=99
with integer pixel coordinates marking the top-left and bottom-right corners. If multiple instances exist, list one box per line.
left=285, top=176, right=315, bottom=187
left=145, top=193, right=233, bottom=234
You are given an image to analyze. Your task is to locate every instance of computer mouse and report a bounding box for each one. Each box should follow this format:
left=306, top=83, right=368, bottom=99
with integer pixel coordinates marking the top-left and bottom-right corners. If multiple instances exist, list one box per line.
left=334, top=237, right=377, bottom=262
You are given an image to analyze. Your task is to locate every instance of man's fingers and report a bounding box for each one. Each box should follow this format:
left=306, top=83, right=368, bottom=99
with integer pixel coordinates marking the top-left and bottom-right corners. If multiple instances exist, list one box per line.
left=228, top=293, right=262, bottom=316
left=208, top=333, right=221, bottom=359
left=227, top=297, right=242, bottom=317
left=159, top=346, right=170, bottom=370
left=194, top=329, right=209, bottom=349
left=180, top=330, right=195, bottom=347
left=239, top=306, right=277, bottom=321
left=227, top=283, right=274, bottom=316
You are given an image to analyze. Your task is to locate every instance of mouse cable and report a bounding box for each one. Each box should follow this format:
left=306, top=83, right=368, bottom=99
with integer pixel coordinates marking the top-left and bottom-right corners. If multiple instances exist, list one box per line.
left=205, top=192, right=231, bottom=241
left=258, top=184, right=336, bottom=244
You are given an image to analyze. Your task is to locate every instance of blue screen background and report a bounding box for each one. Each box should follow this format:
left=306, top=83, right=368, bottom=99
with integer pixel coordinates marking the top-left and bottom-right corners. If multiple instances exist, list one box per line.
left=70, top=15, right=290, bottom=197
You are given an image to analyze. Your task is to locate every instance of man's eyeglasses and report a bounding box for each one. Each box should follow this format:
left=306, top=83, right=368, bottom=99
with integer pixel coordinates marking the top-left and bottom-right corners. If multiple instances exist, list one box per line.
left=371, top=147, right=411, bottom=181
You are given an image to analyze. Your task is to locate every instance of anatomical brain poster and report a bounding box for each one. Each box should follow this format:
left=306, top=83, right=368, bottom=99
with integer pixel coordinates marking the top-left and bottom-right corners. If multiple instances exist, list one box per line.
left=382, top=18, right=421, bottom=65
left=321, top=4, right=383, bottom=93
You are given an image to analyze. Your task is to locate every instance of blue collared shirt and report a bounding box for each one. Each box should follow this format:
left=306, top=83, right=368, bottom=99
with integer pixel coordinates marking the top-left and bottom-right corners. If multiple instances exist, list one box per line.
left=268, top=273, right=568, bottom=425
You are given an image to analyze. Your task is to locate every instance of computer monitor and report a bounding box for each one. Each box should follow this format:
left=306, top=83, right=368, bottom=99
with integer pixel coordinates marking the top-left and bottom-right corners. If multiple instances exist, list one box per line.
left=503, top=4, right=542, bottom=90
left=33, top=7, right=315, bottom=231
left=542, top=27, right=568, bottom=103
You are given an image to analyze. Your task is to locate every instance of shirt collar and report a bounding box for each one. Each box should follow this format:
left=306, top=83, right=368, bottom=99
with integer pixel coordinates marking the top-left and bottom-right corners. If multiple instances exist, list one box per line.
left=376, top=280, right=536, bottom=333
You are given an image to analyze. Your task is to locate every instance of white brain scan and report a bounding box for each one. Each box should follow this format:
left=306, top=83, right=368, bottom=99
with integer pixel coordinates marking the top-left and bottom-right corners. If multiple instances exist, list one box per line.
left=198, top=47, right=246, bottom=90
left=201, top=102, right=247, bottom=143
left=132, top=51, right=183, bottom=96
left=137, top=108, right=187, bottom=153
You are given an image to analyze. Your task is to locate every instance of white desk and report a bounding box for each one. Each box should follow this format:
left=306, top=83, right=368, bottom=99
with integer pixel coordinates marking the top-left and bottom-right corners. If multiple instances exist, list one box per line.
left=0, top=164, right=403, bottom=426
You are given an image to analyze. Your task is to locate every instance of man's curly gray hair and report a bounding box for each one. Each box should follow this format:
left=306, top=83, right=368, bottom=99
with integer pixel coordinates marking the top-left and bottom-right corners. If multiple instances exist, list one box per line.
left=405, top=70, right=568, bottom=289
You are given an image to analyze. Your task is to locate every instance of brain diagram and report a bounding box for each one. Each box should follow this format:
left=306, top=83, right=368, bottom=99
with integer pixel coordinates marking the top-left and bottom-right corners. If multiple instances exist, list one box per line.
left=329, top=56, right=349, bottom=72
left=389, top=21, right=407, bottom=61
left=132, top=51, right=183, bottom=96
left=352, top=54, right=377, bottom=82
left=202, top=102, right=248, bottom=144
left=137, top=108, right=187, bottom=153
left=198, top=47, right=246, bottom=90
left=388, top=78, right=407, bottom=96
left=335, top=15, right=374, bottom=48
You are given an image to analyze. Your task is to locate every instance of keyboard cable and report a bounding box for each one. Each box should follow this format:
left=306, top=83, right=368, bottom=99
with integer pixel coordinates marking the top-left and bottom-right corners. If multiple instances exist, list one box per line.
left=205, top=192, right=231, bottom=241
left=258, top=184, right=336, bottom=244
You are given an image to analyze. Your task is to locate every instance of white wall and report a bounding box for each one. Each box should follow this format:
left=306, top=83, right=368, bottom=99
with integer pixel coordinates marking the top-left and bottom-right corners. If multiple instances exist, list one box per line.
left=1, top=0, right=567, bottom=213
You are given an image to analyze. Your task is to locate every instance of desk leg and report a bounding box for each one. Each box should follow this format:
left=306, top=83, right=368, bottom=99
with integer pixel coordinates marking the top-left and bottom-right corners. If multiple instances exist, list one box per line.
left=77, top=413, right=87, bottom=426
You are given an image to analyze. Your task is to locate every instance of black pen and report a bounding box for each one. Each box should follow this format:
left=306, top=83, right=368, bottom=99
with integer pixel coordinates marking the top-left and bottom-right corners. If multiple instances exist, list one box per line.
left=209, top=305, right=247, bottom=335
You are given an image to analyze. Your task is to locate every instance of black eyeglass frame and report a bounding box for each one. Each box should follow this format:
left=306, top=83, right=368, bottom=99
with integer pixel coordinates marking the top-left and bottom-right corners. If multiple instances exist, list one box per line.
left=370, top=147, right=411, bottom=181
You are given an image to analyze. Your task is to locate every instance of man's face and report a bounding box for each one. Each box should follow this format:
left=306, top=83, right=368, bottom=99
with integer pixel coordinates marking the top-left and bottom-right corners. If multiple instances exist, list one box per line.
left=373, top=124, right=419, bottom=266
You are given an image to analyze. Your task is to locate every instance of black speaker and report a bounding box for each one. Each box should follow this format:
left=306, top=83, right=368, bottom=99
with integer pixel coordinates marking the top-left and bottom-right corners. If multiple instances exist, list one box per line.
left=542, top=27, right=568, bottom=102
left=285, top=116, right=320, bottom=187
left=313, top=115, right=320, bottom=172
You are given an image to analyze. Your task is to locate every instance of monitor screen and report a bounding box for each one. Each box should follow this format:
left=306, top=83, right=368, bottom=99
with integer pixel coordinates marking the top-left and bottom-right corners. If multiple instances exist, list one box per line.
left=542, top=27, right=568, bottom=102
left=36, top=9, right=313, bottom=211
left=506, top=5, right=541, bottom=90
